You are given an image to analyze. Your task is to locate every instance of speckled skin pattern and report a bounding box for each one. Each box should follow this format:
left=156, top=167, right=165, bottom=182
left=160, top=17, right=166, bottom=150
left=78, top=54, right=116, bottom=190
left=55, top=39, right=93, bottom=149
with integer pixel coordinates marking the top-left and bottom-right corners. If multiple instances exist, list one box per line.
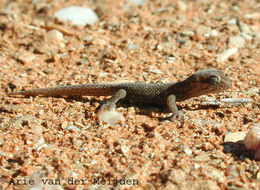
left=8, top=69, right=231, bottom=120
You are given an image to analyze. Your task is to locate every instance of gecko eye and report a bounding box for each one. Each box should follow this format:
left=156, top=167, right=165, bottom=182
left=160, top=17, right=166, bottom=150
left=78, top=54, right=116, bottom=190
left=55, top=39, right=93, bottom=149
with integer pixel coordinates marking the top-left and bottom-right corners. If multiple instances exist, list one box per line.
left=209, top=76, right=221, bottom=86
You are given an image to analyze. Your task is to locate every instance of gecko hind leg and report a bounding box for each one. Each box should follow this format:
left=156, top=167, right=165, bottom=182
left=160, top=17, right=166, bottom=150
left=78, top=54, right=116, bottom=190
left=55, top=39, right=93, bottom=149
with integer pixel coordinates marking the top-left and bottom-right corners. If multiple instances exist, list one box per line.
left=167, top=94, right=183, bottom=123
left=101, top=89, right=127, bottom=110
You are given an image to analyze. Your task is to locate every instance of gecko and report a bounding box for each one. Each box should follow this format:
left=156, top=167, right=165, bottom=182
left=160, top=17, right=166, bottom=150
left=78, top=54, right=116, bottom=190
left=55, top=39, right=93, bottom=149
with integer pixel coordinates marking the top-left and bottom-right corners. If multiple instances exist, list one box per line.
left=8, top=69, right=232, bottom=121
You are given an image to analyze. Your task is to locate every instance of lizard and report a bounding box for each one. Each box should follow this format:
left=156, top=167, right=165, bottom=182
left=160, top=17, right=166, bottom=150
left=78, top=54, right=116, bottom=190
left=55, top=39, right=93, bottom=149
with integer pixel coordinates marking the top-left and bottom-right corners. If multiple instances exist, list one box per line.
left=7, top=69, right=232, bottom=121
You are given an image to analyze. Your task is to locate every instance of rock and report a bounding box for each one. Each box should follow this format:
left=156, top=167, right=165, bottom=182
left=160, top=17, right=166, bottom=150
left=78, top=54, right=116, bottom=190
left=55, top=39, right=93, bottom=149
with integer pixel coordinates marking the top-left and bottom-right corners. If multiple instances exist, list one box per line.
left=220, top=98, right=253, bottom=106
left=207, top=45, right=218, bottom=51
left=228, top=18, right=238, bottom=25
left=177, top=1, right=187, bottom=11
left=224, top=132, right=247, bottom=143
left=229, top=35, right=245, bottom=48
left=121, top=145, right=130, bottom=153
left=216, top=47, right=238, bottom=62
left=205, top=29, right=218, bottom=38
left=243, top=13, right=260, bottom=19
left=149, top=67, right=163, bottom=74
left=128, top=43, right=137, bottom=50
left=45, top=29, right=63, bottom=44
left=54, top=6, right=98, bottom=26
left=182, top=30, right=194, bottom=36
left=16, top=50, right=36, bottom=64
left=196, top=25, right=209, bottom=35
left=243, top=87, right=259, bottom=96
left=192, top=154, right=210, bottom=162
left=97, top=110, right=125, bottom=125
left=64, top=125, right=80, bottom=132
left=126, top=0, right=146, bottom=6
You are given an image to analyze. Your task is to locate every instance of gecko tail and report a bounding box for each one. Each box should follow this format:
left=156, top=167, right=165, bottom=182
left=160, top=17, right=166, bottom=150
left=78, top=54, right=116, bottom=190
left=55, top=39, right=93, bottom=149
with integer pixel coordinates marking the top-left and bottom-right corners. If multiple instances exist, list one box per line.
left=7, top=87, right=63, bottom=97
left=7, top=91, right=22, bottom=97
left=7, top=89, right=48, bottom=97
left=7, top=84, right=118, bottom=97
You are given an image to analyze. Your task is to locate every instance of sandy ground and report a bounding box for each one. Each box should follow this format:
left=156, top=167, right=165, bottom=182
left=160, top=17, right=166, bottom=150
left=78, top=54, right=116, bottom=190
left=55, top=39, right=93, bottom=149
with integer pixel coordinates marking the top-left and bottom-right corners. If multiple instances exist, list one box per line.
left=0, top=0, right=259, bottom=189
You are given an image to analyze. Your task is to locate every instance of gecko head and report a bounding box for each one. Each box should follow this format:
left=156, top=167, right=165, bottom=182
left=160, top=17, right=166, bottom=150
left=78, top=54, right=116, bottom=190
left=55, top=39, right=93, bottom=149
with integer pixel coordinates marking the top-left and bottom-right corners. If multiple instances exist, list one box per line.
left=186, top=69, right=232, bottom=96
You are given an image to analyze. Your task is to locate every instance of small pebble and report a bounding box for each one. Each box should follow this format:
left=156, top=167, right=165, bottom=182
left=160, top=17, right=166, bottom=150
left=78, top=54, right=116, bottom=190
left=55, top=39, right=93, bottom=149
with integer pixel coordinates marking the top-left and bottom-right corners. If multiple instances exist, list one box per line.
left=243, top=13, right=260, bottom=19
left=205, top=29, right=218, bottom=38
left=184, top=147, right=192, bottom=155
left=207, top=45, right=218, bottom=51
left=216, top=47, right=238, bottom=62
left=97, top=110, right=125, bottom=125
left=128, top=43, right=137, bottom=50
left=45, top=29, right=63, bottom=43
left=243, top=87, right=259, bottom=96
left=226, top=165, right=239, bottom=179
left=54, top=6, right=99, bottom=26
left=126, top=0, right=146, bottom=6
left=182, top=30, right=194, bottom=36
left=177, top=1, right=187, bottom=11
left=152, top=7, right=169, bottom=14
left=34, top=137, right=46, bottom=150
left=121, top=145, right=130, bottom=153
left=202, top=98, right=253, bottom=107
left=228, top=18, right=238, bottom=25
left=224, top=132, right=247, bottom=143
left=239, top=22, right=252, bottom=36
left=195, top=25, right=209, bottom=35
left=64, top=125, right=80, bottom=132
left=167, top=56, right=176, bottom=63
left=17, top=51, right=36, bottom=64
left=229, top=35, right=245, bottom=48
left=149, top=69, right=163, bottom=74
left=220, top=98, right=253, bottom=106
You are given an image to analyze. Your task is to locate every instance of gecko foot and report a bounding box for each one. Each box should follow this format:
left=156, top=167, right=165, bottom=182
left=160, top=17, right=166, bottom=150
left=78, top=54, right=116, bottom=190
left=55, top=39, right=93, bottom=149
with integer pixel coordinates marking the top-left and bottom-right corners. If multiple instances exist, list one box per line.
left=171, top=111, right=183, bottom=123
left=100, top=89, right=127, bottom=111
left=101, top=101, right=116, bottom=111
